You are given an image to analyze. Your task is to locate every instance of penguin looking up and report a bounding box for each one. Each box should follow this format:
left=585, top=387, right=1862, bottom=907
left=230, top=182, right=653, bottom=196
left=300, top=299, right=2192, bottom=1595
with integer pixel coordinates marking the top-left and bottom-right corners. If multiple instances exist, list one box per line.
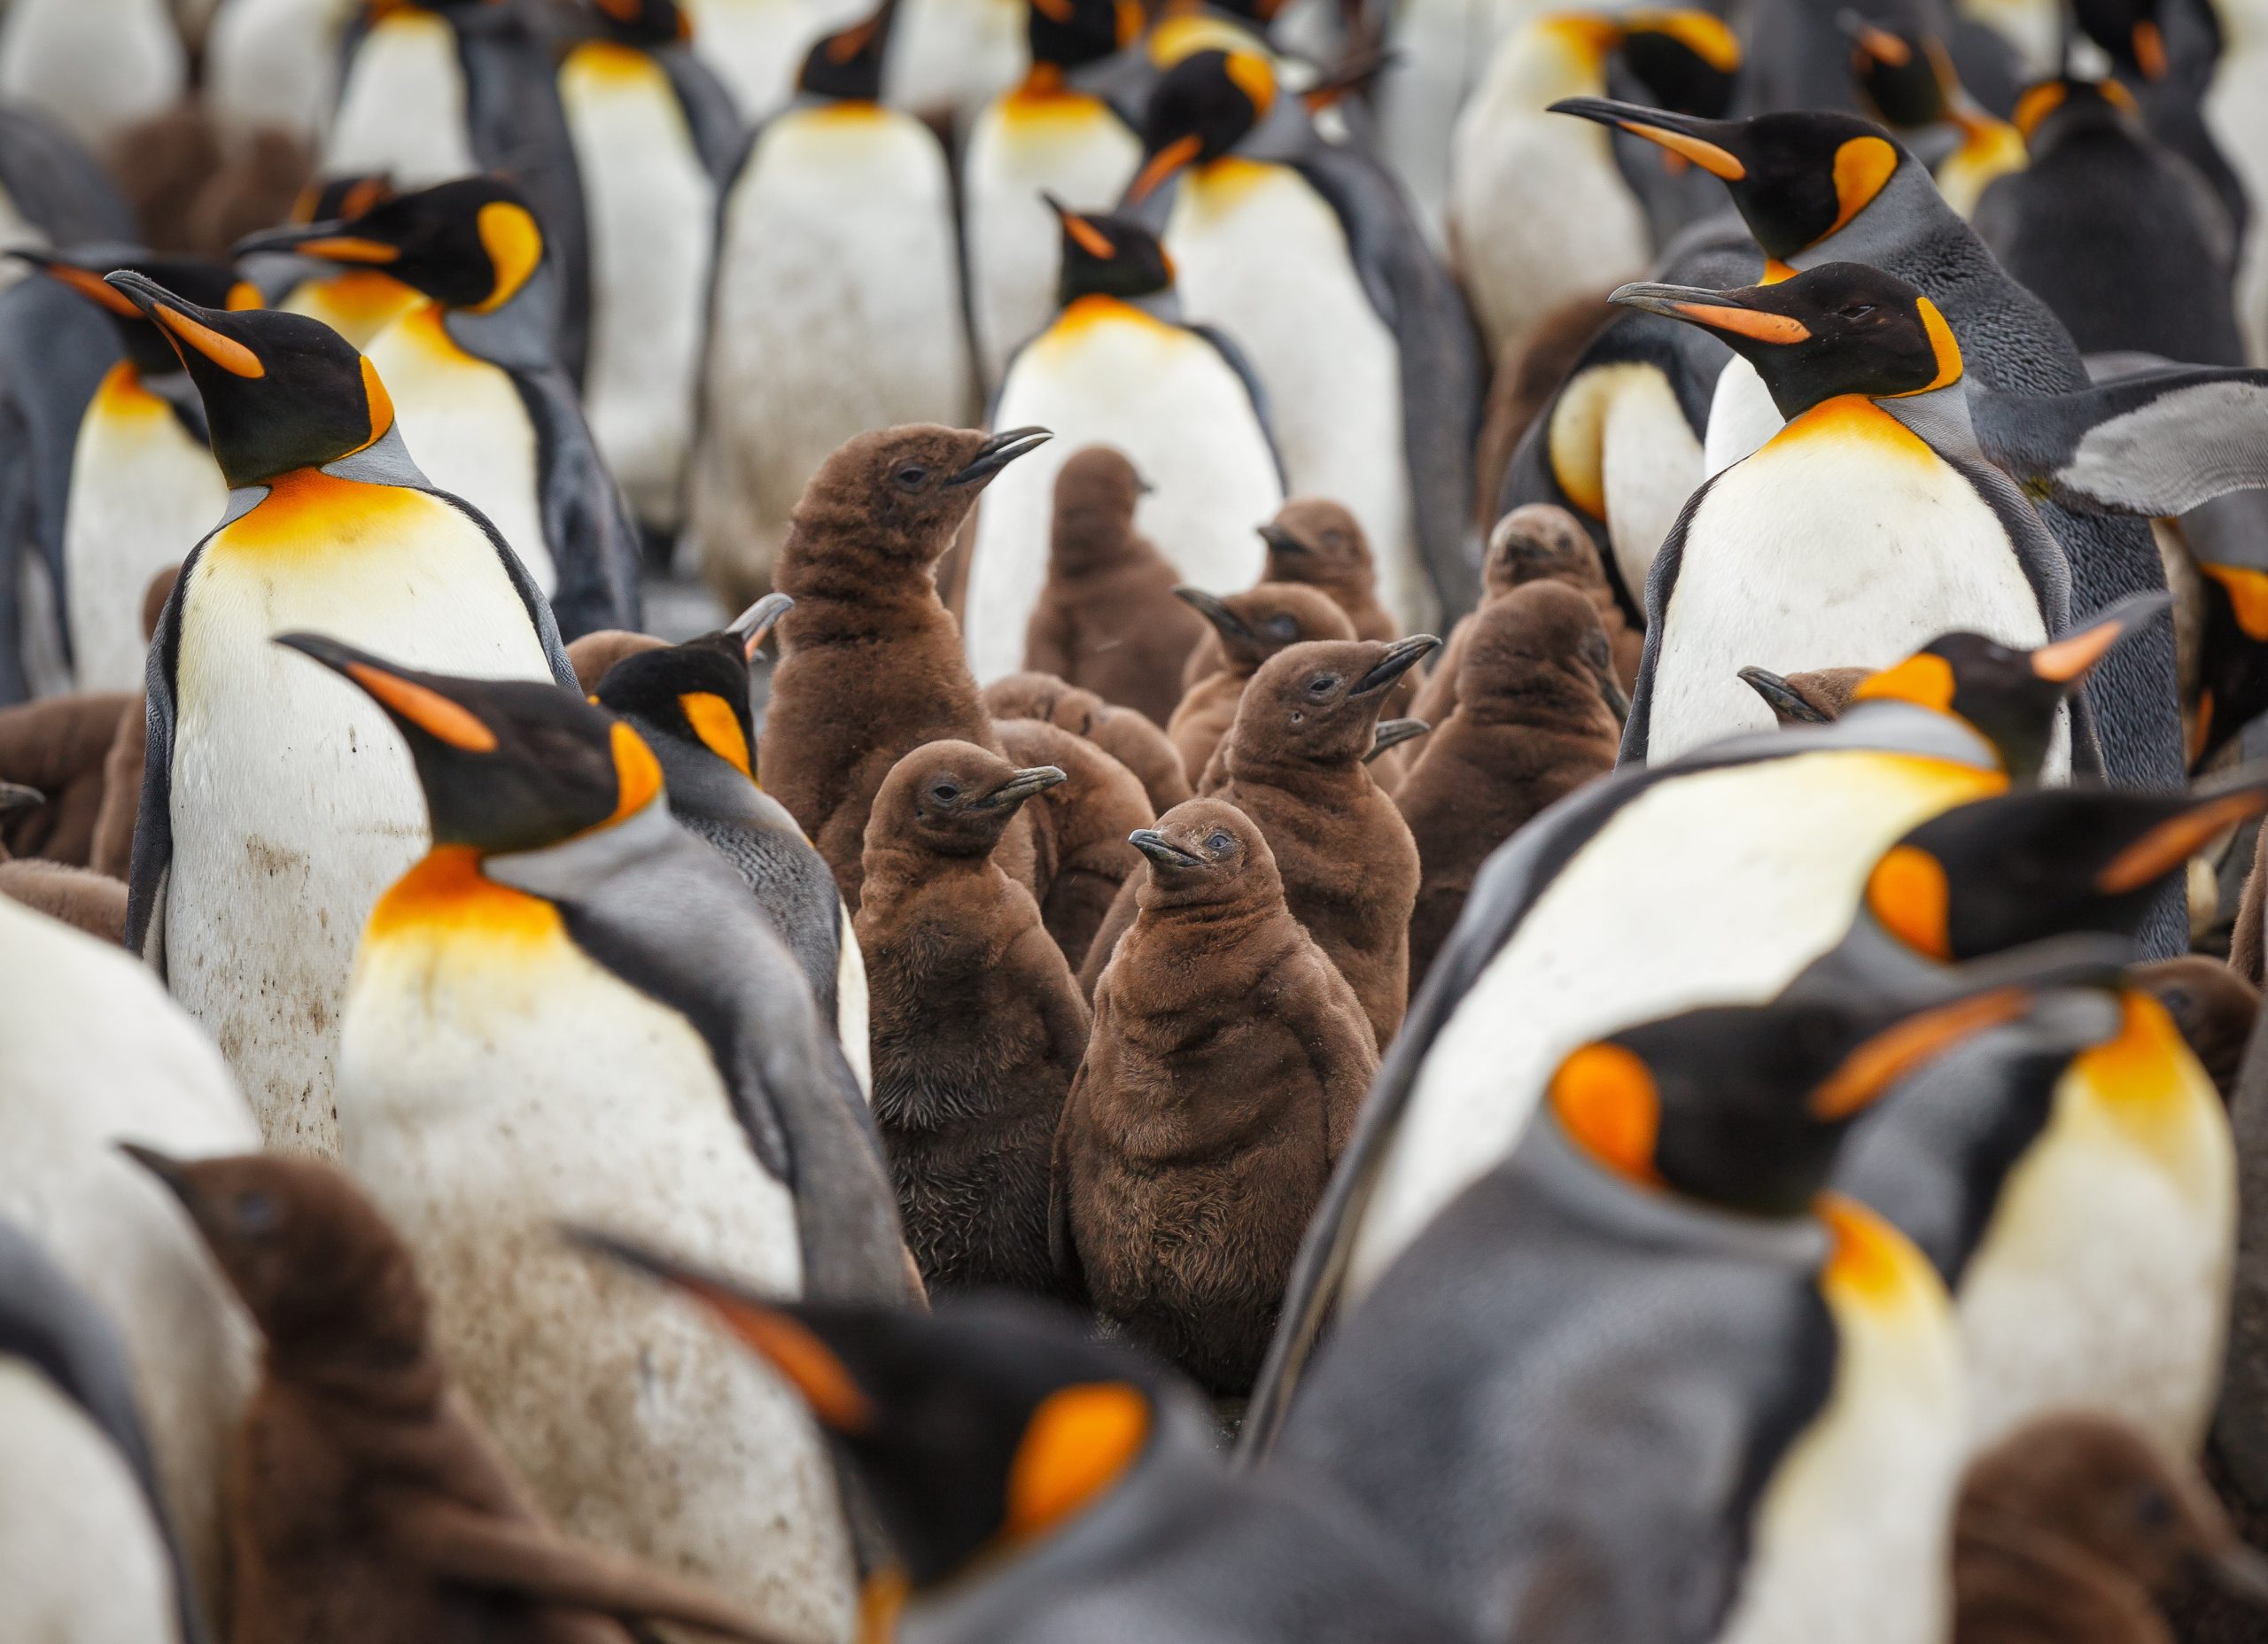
left=760, top=423, right=1052, bottom=913
left=1841, top=17, right=2027, bottom=217
left=246, top=175, right=421, bottom=349
left=8, top=249, right=237, bottom=694
left=857, top=741, right=1088, bottom=1298
left=111, top=275, right=572, bottom=1156
left=1164, top=582, right=1353, bottom=787
left=1125, top=46, right=1482, bottom=629
left=687, top=0, right=978, bottom=610
left=124, top=1146, right=790, bottom=1644
left=593, top=593, right=874, bottom=1095
left=236, top=174, right=644, bottom=639
left=962, top=198, right=1282, bottom=686
left=963, top=0, right=1143, bottom=386
left=982, top=670, right=1195, bottom=816
left=579, top=1237, right=1487, bottom=1643
left=287, top=637, right=907, bottom=1643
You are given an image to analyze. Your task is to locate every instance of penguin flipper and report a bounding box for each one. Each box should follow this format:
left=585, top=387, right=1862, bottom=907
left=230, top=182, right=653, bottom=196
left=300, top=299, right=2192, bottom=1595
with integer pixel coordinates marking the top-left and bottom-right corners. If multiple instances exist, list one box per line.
left=1617, top=485, right=1701, bottom=769
left=517, top=373, right=643, bottom=641
left=659, top=49, right=745, bottom=184
left=1974, top=369, right=2268, bottom=519
left=123, top=540, right=199, bottom=962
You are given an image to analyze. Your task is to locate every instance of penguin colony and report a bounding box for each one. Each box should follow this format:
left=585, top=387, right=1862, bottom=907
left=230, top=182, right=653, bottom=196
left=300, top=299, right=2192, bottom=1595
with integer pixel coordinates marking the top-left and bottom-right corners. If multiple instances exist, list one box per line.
left=21, top=2, right=2268, bottom=1643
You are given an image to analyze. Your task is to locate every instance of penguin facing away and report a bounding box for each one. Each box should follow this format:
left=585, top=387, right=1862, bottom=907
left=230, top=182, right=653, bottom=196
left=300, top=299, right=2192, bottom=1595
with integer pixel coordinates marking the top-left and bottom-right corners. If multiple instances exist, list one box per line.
left=592, top=592, right=874, bottom=1097
left=964, top=199, right=1281, bottom=686
left=237, top=174, right=645, bottom=639
left=294, top=638, right=907, bottom=1644
left=113, top=275, right=572, bottom=1159
left=687, top=0, right=977, bottom=609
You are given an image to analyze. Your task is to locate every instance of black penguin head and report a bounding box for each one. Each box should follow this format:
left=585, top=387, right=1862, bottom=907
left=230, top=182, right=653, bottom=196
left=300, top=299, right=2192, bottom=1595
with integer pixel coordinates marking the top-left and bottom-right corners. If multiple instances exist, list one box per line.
left=1027, top=0, right=1139, bottom=72
left=1859, top=775, right=2268, bottom=962
left=576, top=1232, right=1184, bottom=1606
left=2011, top=74, right=2141, bottom=149
left=1848, top=593, right=2169, bottom=778
left=1126, top=49, right=1278, bottom=203
left=232, top=175, right=547, bottom=314
left=2072, top=0, right=2171, bottom=80
left=105, top=272, right=396, bottom=488
left=1552, top=98, right=1911, bottom=258
left=592, top=593, right=788, bottom=785
left=1129, top=798, right=1278, bottom=908
left=873, top=740, right=1067, bottom=859
left=586, top=0, right=693, bottom=45
left=291, top=172, right=396, bottom=227
left=1048, top=196, right=1176, bottom=306
left=275, top=634, right=660, bottom=854
left=1545, top=936, right=2126, bottom=1214
left=799, top=0, right=896, bottom=100
left=1612, top=260, right=1961, bottom=419
left=1839, top=14, right=1953, bottom=127
left=1232, top=636, right=1440, bottom=767
left=16, top=250, right=257, bottom=378
left=1616, top=11, right=1742, bottom=120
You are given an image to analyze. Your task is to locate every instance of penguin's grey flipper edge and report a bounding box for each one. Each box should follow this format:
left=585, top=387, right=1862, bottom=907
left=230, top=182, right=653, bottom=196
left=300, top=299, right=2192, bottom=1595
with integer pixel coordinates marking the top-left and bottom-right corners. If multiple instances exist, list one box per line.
left=416, top=486, right=578, bottom=689
left=123, top=537, right=201, bottom=960
left=1974, top=371, right=2268, bottom=519
left=513, top=373, right=642, bottom=640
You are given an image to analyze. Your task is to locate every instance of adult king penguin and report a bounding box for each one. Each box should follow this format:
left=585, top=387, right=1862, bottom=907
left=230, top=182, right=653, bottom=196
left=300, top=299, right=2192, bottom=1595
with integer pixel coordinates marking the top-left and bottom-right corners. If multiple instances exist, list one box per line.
left=113, top=275, right=572, bottom=1157
left=297, top=640, right=907, bottom=1644
left=11, top=251, right=237, bottom=694
left=687, top=0, right=977, bottom=608
left=1125, top=47, right=1483, bottom=630
left=247, top=176, right=423, bottom=351
left=558, top=0, right=741, bottom=541
left=237, top=177, right=642, bottom=639
left=1554, top=100, right=2193, bottom=803
left=963, top=202, right=1281, bottom=685
left=963, top=0, right=1143, bottom=388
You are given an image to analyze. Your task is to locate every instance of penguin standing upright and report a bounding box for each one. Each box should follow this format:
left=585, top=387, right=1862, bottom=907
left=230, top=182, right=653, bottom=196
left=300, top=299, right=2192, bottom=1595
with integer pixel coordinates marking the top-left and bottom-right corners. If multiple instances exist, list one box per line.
left=963, top=203, right=1281, bottom=685
left=237, top=176, right=644, bottom=639
left=592, top=593, right=874, bottom=1095
left=557, top=0, right=741, bottom=541
left=1125, top=48, right=1483, bottom=630
left=111, top=276, right=572, bottom=1156
left=11, top=252, right=236, bottom=695
left=0, top=0, right=185, bottom=159
left=963, top=0, right=1142, bottom=387
left=687, top=0, right=977, bottom=608
left=299, top=640, right=905, bottom=1644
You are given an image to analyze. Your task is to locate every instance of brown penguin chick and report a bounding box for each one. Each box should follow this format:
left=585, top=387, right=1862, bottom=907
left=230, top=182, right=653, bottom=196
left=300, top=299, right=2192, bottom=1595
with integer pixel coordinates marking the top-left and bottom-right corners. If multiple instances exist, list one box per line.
left=1953, top=1414, right=2268, bottom=1644
left=1259, top=499, right=1400, bottom=646
left=1020, top=446, right=1209, bottom=727
left=1091, top=638, right=1435, bottom=1047
left=2130, top=957, right=2260, bottom=1099
left=1052, top=800, right=1379, bottom=1394
left=759, top=423, right=1052, bottom=911
left=565, top=630, right=664, bottom=694
left=1397, top=583, right=1623, bottom=992
left=855, top=742, right=1091, bottom=1297
left=0, top=780, right=127, bottom=941
left=983, top=671, right=1193, bottom=816
left=1738, top=663, right=1872, bottom=728
left=996, top=717, right=1154, bottom=971
left=0, top=689, right=134, bottom=863
left=116, top=1147, right=788, bottom=1644
left=1164, top=583, right=1354, bottom=788
left=81, top=563, right=180, bottom=878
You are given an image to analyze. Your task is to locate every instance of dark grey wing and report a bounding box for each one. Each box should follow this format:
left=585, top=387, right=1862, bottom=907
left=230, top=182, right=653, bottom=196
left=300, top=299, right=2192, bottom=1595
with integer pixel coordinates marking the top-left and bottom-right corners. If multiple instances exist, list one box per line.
left=1188, top=324, right=1291, bottom=490
left=1973, top=369, right=2268, bottom=519
left=414, top=485, right=579, bottom=688
left=0, top=385, right=35, bottom=703
left=1619, top=478, right=1706, bottom=767
left=124, top=539, right=203, bottom=961
left=680, top=809, right=843, bottom=1025
left=1295, top=148, right=1485, bottom=617
left=0, top=109, right=137, bottom=244
left=658, top=46, right=745, bottom=182
left=512, top=368, right=642, bottom=640
left=0, top=1217, right=209, bottom=1644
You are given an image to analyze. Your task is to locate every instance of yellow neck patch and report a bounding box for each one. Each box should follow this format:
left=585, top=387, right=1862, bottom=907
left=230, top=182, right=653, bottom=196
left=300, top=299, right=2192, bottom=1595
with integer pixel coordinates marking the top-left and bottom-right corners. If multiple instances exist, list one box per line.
left=2068, top=991, right=2217, bottom=1176
left=680, top=691, right=754, bottom=779
left=1004, top=1383, right=1152, bottom=1542
left=366, top=843, right=562, bottom=942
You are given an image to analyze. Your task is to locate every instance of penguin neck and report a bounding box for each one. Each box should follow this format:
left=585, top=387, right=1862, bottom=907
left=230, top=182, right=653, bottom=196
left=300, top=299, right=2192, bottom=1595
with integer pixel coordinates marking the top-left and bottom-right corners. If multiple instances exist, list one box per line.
left=860, top=841, right=1018, bottom=927
left=1223, top=736, right=1375, bottom=801
left=215, top=426, right=439, bottom=529
left=1049, top=512, right=1142, bottom=581
left=439, top=261, right=565, bottom=374
left=1129, top=878, right=1293, bottom=965
left=479, top=794, right=680, bottom=904
left=273, top=1336, right=449, bottom=1424
left=776, top=529, right=959, bottom=641
left=1790, top=157, right=1946, bottom=273
left=1059, top=285, right=1187, bottom=325
left=640, top=725, right=770, bottom=823
left=1874, top=378, right=1982, bottom=460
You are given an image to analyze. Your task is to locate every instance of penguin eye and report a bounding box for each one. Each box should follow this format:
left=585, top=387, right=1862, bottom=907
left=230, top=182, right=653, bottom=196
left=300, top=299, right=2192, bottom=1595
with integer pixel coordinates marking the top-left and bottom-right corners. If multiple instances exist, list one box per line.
left=233, top=1190, right=279, bottom=1237
left=1206, top=831, right=1234, bottom=853
left=1841, top=303, right=1876, bottom=320
left=1584, top=632, right=1611, bottom=670
left=1307, top=674, right=1340, bottom=697
left=1264, top=616, right=1298, bottom=642
left=2135, top=1488, right=2176, bottom=1528
left=1322, top=531, right=1345, bottom=551
left=930, top=781, right=961, bottom=804
left=893, top=464, right=931, bottom=491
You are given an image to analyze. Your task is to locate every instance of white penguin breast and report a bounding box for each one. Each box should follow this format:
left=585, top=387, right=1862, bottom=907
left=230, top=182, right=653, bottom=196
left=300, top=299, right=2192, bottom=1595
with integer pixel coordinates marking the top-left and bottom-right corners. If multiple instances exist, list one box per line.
left=1703, top=354, right=1783, bottom=477
left=835, top=898, right=874, bottom=1100
left=1166, top=160, right=1424, bottom=629
left=1343, top=750, right=2002, bottom=1299
left=882, top=0, right=1028, bottom=118
left=338, top=909, right=854, bottom=1642
left=1650, top=403, right=2052, bottom=766
left=322, top=9, right=476, bottom=184
left=206, top=0, right=354, bottom=144
left=165, top=485, right=555, bottom=1159
left=1957, top=1045, right=2234, bottom=1456
left=680, top=0, right=866, bottom=120
left=962, top=89, right=1141, bottom=387
left=0, top=1361, right=183, bottom=1644
left=560, top=42, right=716, bottom=531
left=63, top=368, right=228, bottom=693
left=366, top=309, right=554, bottom=593
left=965, top=300, right=1281, bottom=683
left=0, top=0, right=185, bottom=155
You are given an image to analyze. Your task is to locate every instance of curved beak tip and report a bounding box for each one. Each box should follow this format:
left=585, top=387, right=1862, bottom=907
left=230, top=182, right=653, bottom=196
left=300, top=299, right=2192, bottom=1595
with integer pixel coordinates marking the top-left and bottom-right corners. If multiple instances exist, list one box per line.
left=727, top=592, right=795, bottom=659
left=116, top=1141, right=192, bottom=1198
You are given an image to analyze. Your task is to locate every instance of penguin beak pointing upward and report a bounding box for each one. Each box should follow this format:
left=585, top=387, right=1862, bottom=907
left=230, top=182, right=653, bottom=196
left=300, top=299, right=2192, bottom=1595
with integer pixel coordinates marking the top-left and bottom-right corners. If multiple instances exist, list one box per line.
left=726, top=592, right=795, bottom=662
left=946, top=428, right=1052, bottom=489
left=1611, top=282, right=1813, bottom=344
left=1256, top=523, right=1309, bottom=557
left=1739, top=665, right=1832, bottom=723
left=978, top=766, right=1068, bottom=809
left=103, top=271, right=268, bottom=379
left=1128, top=828, right=1204, bottom=868
left=1550, top=97, right=1749, bottom=179
left=1354, top=636, right=1441, bottom=695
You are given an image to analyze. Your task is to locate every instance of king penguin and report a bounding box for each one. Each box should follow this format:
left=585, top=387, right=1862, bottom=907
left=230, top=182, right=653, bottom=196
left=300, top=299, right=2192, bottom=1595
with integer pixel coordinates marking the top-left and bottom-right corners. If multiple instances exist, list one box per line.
left=1124, top=46, right=1483, bottom=631
left=963, top=201, right=1282, bottom=686
left=1269, top=939, right=2123, bottom=1641
left=0, top=0, right=185, bottom=159
left=557, top=0, right=741, bottom=541
left=687, top=0, right=977, bottom=609
left=676, top=0, right=871, bottom=121
left=1841, top=17, right=2028, bottom=219
left=237, top=174, right=644, bottom=639
left=245, top=175, right=423, bottom=350
left=9, top=251, right=237, bottom=695
left=291, top=637, right=906, bottom=1644
left=110, top=273, right=572, bottom=1158
left=963, top=0, right=1144, bottom=388
left=592, top=592, right=874, bottom=1096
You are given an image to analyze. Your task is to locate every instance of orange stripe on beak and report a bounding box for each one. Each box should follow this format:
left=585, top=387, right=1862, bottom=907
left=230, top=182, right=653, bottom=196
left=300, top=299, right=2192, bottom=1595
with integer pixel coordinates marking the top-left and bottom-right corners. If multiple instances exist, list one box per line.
left=343, top=663, right=497, bottom=751
left=1620, top=120, right=1746, bottom=179
left=1127, top=134, right=1203, bottom=203
left=1668, top=301, right=1812, bottom=343
left=151, top=304, right=267, bottom=379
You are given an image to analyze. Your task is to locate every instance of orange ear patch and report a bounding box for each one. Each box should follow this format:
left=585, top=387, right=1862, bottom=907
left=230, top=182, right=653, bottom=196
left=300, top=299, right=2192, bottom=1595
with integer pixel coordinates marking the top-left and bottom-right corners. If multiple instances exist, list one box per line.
left=343, top=661, right=498, bottom=750
left=1866, top=844, right=1952, bottom=960
left=1912, top=298, right=1962, bottom=392
left=358, top=356, right=396, bottom=448
left=1811, top=988, right=2029, bottom=1119
left=1852, top=651, right=1957, bottom=714
left=151, top=304, right=267, bottom=379
left=1620, top=120, right=1746, bottom=180
left=1004, top=1383, right=1152, bottom=1541
left=1827, top=136, right=1899, bottom=237
left=2011, top=81, right=2068, bottom=140
left=1223, top=50, right=1277, bottom=118
left=609, top=722, right=664, bottom=821
left=472, top=201, right=544, bottom=313
left=680, top=692, right=753, bottom=779
left=1549, top=1043, right=1663, bottom=1183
